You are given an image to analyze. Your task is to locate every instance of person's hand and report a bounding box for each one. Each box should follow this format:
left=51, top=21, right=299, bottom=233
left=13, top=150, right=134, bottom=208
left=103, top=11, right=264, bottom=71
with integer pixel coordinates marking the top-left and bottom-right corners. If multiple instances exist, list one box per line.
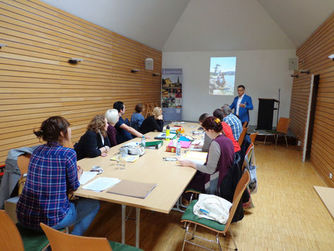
left=99, top=146, right=108, bottom=153
left=77, top=165, right=83, bottom=179
left=144, top=135, right=150, bottom=139
left=178, top=159, right=195, bottom=168
left=101, top=152, right=108, bottom=157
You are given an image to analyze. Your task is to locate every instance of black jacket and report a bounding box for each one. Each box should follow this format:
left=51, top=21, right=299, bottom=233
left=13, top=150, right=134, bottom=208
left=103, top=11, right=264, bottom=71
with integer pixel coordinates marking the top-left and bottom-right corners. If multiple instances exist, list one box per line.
left=140, top=116, right=164, bottom=134
left=74, top=130, right=111, bottom=160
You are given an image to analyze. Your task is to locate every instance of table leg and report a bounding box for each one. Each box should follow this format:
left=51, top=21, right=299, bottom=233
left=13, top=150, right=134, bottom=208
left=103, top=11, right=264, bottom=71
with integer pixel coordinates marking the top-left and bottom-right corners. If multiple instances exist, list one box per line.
left=122, top=204, right=126, bottom=244
left=136, top=208, right=140, bottom=248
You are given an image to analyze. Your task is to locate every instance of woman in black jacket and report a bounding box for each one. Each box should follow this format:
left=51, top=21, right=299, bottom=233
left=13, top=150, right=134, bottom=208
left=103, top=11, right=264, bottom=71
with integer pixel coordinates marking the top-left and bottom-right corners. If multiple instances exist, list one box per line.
left=140, top=107, right=164, bottom=134
left=74, top=115, right=111, bottom=160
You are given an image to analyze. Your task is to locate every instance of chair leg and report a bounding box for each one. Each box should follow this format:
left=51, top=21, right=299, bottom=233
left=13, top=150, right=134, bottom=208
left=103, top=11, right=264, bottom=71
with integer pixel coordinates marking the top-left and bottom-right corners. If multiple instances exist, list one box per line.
left=275, top=134, right=278, bottom=147
left=216, top=233, right=222, bottom=251
left=181, top=223, right=190, bottom=251
left=192, top=224, right=197, bottom=240
left=285, top=135, right=288, bottom=147
left=229, top=230, right=238, bottom=251
left=264, top=135, right=267, bottom=144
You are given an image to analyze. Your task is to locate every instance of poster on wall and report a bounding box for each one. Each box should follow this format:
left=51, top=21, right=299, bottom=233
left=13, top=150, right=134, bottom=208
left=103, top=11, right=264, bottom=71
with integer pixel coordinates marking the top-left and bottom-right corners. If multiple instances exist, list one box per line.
left=161, top=68, right=182, bottom=121
left=209, top=57, right=236, bottom=95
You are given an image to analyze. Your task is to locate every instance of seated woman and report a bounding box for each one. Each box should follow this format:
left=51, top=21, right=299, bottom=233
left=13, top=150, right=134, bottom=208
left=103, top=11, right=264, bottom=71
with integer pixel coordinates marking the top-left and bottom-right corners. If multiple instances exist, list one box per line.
left=179, top=116, right=234, bottom=194
left=113, top=101, right=146, bottom=144
left=105, top=109, right=119, bottom=147
left=213, top=108, right=241, bottom=153
left=130, top=103, right=145, bottom=131
left=140, top=107, right=164, bottom=134
left=16, top=116, right=99, bottom=235
left=74, top=115, right=111, bottom=160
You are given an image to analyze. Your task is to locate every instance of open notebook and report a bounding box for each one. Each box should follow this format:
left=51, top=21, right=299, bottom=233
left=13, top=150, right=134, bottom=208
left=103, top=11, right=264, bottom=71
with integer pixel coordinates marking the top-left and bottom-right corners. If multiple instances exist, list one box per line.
left=107, top=180, right=157, bottom=199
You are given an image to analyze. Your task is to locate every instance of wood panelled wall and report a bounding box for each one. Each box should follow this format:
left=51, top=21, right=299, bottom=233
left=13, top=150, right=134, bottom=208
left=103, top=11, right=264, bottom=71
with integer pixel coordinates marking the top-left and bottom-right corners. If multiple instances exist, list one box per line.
left=0, top=0, right=162, bottom=164
left=290, top=12, right=334, bottom=186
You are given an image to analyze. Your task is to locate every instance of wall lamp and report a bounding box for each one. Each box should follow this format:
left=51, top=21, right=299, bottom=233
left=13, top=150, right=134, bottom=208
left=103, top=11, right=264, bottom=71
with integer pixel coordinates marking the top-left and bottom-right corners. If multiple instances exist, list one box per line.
left=0, top=43, right=7, bottom=49
left=299, top=69, right=310, bottom=74
left=290, top=74, right=299, bottom=78
left=152, top=72, right=160, bottom=77
left=131, top=69, right=140, bottom=73
left=68, top=58, right=83, bottom=64
left=329, top=54, right=334, bottom=61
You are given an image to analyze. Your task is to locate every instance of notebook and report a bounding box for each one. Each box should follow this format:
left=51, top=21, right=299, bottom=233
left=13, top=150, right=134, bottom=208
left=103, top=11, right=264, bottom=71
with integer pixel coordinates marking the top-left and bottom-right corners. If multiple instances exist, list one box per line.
left=82, top=177, right=120, bottom=192
left=107, top=180, right=157, bottom=199
left=154, top=133, right=176, bottom=140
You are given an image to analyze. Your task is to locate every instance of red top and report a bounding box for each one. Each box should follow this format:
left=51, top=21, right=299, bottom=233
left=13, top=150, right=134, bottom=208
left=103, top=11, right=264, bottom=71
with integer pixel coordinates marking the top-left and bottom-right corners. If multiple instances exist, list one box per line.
left=221, top=122, right=241, bottom=152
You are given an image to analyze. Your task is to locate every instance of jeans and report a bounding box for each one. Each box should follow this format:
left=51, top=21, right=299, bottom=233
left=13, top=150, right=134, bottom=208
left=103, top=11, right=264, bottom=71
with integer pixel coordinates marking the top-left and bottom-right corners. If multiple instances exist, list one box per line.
left=52, top=198, right=100, bottom=236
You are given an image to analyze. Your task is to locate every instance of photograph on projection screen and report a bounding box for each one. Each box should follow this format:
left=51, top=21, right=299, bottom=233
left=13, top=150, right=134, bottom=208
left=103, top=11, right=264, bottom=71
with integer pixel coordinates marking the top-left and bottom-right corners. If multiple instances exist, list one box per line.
left=209, top=57, right=236, bottom=95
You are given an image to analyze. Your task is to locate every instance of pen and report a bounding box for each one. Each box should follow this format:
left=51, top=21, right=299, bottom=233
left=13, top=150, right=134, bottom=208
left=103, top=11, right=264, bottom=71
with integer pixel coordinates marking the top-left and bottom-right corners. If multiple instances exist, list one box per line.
left=199, top=208, right=210, bottom=215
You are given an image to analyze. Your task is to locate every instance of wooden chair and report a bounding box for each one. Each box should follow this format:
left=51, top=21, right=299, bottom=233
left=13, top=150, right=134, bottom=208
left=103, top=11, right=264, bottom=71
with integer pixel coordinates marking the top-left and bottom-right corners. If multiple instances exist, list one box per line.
left=40, top=223, right=141, bottom=251
left=238, top=127, right=248, bottom=147
left=0, top=210, right=49, bottom=251
left=17, top=154, right=31, bottom=195
left=264, top=117, right=290, bottom=147
left=242, top=121, right=248, bottom=128
left=250, top=132, right=258, bottom=144
left=180, top=171, right=250, bottom=251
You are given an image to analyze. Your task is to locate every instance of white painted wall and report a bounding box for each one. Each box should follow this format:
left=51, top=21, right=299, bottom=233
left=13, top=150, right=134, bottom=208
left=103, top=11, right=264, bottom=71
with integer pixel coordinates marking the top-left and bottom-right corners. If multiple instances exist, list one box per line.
left=162, top=49, right=296, bottom=126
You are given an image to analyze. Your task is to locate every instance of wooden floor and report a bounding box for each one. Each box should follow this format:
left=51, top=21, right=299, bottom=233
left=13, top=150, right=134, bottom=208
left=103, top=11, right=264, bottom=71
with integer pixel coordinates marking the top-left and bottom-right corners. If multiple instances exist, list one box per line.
left=86, top=144, right=334, bottom=250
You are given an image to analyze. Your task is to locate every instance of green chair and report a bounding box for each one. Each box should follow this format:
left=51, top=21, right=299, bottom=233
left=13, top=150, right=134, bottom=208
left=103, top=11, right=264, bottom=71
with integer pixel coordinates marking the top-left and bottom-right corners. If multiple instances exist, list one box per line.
left=40, top=223, right=142, bottom=251
left=180, top=171, right=250, bottom=251
left=0, top=210, right=49, bottom=251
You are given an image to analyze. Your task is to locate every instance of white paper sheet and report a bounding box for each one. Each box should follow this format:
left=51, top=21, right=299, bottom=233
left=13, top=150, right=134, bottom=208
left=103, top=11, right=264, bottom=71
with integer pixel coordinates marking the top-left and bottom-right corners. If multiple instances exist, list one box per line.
left=82, top=177, right=121, bottom=192
left=182, top=151, right=208, bottom=165
left=79, top=171, right=98, bottom=185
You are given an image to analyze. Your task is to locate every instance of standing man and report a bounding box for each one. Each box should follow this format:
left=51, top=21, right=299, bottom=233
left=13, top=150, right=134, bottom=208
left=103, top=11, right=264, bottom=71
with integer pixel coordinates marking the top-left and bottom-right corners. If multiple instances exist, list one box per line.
left=230, top=85, right=253, bottom=125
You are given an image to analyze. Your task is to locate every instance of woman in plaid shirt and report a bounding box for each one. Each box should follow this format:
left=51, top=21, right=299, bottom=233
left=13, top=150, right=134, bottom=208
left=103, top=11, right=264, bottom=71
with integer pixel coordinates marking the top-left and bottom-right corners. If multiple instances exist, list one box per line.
left=16, top=116, right=100, bottom=235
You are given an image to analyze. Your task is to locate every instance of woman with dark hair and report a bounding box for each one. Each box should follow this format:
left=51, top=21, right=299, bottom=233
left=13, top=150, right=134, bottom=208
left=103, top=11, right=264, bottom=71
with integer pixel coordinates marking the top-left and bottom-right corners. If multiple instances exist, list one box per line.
left=16, top=116, right=100, bottom=235
left=74, top=115, right=111, bottom=160
left=179, top=116, right=234, bottom=194
left=130, top=103, right=145, bottom=131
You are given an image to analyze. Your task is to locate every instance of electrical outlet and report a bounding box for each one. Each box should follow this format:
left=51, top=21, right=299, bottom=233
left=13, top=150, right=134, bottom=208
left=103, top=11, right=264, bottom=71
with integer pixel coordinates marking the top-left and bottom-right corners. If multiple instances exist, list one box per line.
left=329, top=173, right=333, bottom=179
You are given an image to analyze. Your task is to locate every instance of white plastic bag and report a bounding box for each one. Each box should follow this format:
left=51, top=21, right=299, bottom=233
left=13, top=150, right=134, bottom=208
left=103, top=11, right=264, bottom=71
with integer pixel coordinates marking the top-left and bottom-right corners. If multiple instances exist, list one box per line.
left=193, top=194, right=232, bottom=224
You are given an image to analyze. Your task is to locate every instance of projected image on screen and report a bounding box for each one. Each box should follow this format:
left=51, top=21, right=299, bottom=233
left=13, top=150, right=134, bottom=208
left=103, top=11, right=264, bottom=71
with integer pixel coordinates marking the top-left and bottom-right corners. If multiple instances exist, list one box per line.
left=209, top=57, right=236, bottom=95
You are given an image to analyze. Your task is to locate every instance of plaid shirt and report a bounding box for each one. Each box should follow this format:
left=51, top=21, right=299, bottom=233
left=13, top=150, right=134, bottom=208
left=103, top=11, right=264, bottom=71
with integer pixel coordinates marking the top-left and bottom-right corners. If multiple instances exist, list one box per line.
left=223, top=113, right=242, bottom=141
left=16, top=144, right=79, bottom=229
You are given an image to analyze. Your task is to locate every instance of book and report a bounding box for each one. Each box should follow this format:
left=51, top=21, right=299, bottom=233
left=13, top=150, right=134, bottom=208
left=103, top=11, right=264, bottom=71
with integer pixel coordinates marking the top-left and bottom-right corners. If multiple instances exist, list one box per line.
left=145, top=140, right=163, bottom=149
left=107, top=180, right=157, bottom=199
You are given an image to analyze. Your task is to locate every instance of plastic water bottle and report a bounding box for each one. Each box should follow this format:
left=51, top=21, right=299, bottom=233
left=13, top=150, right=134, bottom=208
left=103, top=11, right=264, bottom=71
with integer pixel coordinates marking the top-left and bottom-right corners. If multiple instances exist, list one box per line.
left=176, top=140, right=181, bottom=156
left=141, top=136, right=146, bottom=148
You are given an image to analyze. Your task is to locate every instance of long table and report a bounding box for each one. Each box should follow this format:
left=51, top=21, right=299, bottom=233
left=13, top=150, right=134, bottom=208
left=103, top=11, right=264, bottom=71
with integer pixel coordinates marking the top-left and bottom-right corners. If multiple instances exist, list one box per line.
left=74, top=123, right=200, bottom=248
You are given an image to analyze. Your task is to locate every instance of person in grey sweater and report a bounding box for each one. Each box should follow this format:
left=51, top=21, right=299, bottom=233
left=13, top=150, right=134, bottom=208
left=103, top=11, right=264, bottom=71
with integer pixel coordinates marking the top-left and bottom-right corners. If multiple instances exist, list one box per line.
left=179, top=116, right=235, bottom=194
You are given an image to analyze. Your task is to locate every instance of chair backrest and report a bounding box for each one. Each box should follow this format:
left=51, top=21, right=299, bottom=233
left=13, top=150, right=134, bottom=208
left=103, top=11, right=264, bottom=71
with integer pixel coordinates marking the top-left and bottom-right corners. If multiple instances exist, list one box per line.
left=40, top=223, right=112, bottom=251
left=17, top=154, right=31, bottom=195
left=0, top=210, right=24, bottom=251
left=17, top=154, right=30, bottom=176
left=241, top=143, right=254, bottom=171
left=238, top=127, right=248, bottom=146
left=223, top=170, right=250, bottom=233
left=242, top=121, right=248, bottom=128
left=249, top=132, right=258, bottom=144
left=276, top=117, right=290, bottom=134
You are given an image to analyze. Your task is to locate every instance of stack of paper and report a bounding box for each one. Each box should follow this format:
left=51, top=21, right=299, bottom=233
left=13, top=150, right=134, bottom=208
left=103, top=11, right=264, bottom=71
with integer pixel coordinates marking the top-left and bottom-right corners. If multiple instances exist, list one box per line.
left=79, top=171, right=98, bottom=185
left=182, top=151, right=208, bottom=165
left=82, top=177, right=120, bottom=192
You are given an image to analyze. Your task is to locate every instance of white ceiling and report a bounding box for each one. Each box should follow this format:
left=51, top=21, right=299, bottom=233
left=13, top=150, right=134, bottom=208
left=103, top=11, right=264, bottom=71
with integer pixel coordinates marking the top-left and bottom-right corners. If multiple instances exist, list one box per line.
left=163, top=0, right=294, bottom=51
left=257, top=0, right=334, bottom=46
left=41, top=0, right=334, bottom=51
left=41, top=0, right=190, bottom=50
